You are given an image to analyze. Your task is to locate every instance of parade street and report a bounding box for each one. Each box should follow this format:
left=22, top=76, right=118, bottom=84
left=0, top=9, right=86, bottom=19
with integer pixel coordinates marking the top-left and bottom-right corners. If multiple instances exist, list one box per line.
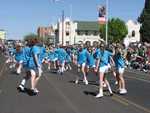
left=0, top=54, right=150, bottom=113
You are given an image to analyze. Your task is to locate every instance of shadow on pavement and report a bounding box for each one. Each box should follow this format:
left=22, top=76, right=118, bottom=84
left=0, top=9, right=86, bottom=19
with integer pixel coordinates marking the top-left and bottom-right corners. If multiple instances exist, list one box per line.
left=68, top=80, right=99, bottom=86
left=17, top=87, right=38, bottom=96
left=83, top=91, right=97, bottom=96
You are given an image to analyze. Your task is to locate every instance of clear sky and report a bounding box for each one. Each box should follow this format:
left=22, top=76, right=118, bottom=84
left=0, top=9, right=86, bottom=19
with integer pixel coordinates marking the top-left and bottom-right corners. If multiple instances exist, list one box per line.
left=0, top=0, right=145, bottom=40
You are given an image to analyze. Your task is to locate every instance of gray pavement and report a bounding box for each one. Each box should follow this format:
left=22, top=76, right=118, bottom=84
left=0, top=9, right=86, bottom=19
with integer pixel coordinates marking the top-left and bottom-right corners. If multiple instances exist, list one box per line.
left=0, top=54, right=150, bottom=113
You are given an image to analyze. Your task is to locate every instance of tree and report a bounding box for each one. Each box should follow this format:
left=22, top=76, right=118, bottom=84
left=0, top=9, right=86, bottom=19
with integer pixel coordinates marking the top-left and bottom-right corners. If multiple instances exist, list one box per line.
left=24, top=33, right=38, bottom=41
left=100, top=18, right=128, bottom=43
left=23, top=33, right=45, bottom=43
left=138, top=0, right=150, bottom=42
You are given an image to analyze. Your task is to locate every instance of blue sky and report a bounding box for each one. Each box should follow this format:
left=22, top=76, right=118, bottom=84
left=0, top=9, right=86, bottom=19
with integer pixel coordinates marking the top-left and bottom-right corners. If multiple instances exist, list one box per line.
left=0, top=0, right=145, bottom=40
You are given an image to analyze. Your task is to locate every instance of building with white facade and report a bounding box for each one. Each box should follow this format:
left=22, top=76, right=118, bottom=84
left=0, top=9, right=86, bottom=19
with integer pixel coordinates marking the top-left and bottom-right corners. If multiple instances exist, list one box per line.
left=55, top=18, right=141, bottom=46
left=0, top=29, right=6, bottom=41
left=55, top=18, right=101, bottom=46
left=124, top=20, right=141, bottom=47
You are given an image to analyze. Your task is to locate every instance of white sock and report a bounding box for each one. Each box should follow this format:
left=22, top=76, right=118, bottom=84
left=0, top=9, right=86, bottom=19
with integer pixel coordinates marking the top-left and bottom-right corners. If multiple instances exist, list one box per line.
left=107, top=84, right=113, bottom=94
left=21, top=79, right=26, bottom=86
left=61, top=67, right=64, bottom=73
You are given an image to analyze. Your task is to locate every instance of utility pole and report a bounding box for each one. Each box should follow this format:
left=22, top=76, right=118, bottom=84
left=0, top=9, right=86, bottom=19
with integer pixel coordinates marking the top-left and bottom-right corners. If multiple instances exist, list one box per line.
left=105, top=0, right=108, bottom=45
left=62, top=10, right=64, bottom=46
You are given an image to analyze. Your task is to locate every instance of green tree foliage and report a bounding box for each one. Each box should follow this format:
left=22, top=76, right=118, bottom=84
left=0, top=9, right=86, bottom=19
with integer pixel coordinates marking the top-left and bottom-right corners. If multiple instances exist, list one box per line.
left=24, top=33, right=45, bottom=43
left=100, top=18, right=128, bottom=43
left=24, top=33, right=38, bottom=41
left=138, top=0, right=150, bottom=42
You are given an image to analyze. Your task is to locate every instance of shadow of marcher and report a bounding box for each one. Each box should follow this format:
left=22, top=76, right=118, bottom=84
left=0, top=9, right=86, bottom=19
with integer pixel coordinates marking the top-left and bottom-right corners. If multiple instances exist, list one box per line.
left=83, top=91, right=97, bottom=96
left=17, top=87, right=38, bottom=96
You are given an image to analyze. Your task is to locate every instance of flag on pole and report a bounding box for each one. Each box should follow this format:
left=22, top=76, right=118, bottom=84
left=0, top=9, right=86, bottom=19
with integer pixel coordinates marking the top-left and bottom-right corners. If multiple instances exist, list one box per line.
left=98, top=5, right=106, bottom=24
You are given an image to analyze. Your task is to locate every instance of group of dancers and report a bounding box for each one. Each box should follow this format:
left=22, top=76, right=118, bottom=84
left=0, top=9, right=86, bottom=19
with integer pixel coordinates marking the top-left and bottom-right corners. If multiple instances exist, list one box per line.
left=5, top=38, right=127, bottom=97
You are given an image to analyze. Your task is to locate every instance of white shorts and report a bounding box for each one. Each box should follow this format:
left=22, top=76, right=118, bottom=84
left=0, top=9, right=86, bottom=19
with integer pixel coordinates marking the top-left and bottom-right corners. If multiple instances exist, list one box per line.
left=87, top=65, right=96, bottom=68
left=30, top=67, right=43, bottom=77
left=19, top=60, right=23, bottom=64
left=78, top=62, right=86, bottom=68
left=117, top=67, right=125, bottom=74
left=52, top=58, right=58, bottom=62
left=107, top=64, right=111, bottom=69
left=99, top=66, right=108, bottom=73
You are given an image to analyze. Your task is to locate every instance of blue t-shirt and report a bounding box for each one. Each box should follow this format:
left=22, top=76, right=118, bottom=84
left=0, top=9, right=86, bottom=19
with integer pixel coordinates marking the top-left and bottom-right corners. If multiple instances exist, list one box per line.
left=77, top=48, right=88, bottom=65
left=40, top=46, right=47, bottom=61
left=14, top=49, right=24, bottom=62
left=66, top=48, right=72, bottom=56
left=27, top=45, right=42, bottom=69
left=114, top=54, right=125, bottom=68
left=22, top=46, right=31, bottom=67
left=8, top=47, right=15, bottom=56
left=48, top=51, right=56, bottom=61
left=55, top=48, right=67, bottom=62
left=87, top=52, right=95, bottom=67
left=99, top=50, right=112, bottom=67
left=66, top=53, right=71, bottom=63
left=94, top=48, right=101, bottom=59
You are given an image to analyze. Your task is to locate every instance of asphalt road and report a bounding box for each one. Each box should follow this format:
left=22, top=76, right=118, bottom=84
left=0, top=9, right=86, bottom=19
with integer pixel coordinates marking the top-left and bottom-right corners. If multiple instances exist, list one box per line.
left=0, top=54, right=150, bottom=113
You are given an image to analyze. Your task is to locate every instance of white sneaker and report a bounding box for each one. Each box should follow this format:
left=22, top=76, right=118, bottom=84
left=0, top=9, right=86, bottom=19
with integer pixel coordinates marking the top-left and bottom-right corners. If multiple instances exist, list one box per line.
left=83, top=79, right=88, bottom=85
left=9, top=65, right=13, bottom=69
left=103, top=82, right=107, bottom=87
left=119, top=89, right=127, bottom=94
left=17, top=85, right=25, bottom=92
left=77, top=68, right=80, bottom=72
left=34, top=88, right=39, bottom=93
left=85, top=80, right=88, bottom=85
left=65, top=66, right=68, bottom=71
left=75, top=79, right=79, bottom=84
left=95, top=93, right=103, bottom=98
left=69, top=67, right=72, bottom=70
left=19, top=85, right=24, bottom=90
left=48, top=66, right=50, bottom=70
left=115, top=81, right=118, bottom=85
left=17, top=69, right=21, bottom=74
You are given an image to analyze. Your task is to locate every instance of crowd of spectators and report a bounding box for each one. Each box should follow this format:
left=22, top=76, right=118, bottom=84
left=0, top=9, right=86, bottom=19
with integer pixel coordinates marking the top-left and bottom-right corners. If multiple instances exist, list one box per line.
left=124, top=42, right=150, bottom=73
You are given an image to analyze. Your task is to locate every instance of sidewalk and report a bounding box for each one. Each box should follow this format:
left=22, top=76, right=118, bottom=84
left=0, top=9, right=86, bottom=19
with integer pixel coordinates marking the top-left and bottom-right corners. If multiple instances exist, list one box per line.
left=126, top=68, right=149, bottom=76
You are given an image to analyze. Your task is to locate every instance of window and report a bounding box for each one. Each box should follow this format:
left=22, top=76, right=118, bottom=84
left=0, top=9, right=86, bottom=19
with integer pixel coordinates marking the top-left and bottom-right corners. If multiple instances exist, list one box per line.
left=94, top=31, right=98, bottom=36
left=77, top=30, right=81, bottom=35
left=85, top=31, right=88, bottom=35
left=132, top=30, right=135, bottom=37
left=66, top=41, right=69, bottom=45
left=66, top=32, right=69, bottom=36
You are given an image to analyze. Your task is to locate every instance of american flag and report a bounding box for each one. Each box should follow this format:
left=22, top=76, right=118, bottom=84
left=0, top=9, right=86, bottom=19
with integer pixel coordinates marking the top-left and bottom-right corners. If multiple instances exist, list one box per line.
left=98, top=5, right=106, bottom=24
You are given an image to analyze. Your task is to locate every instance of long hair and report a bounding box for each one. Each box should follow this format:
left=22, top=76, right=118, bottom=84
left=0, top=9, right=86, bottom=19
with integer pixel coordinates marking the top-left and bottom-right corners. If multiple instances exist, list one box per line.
left=16, top=45, right=21, bottom=52
left=30, top=38, right=40, bottom=46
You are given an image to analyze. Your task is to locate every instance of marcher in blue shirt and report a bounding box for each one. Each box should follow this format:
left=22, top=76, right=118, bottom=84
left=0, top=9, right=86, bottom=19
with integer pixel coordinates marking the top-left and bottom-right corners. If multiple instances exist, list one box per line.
left=77, top=47, right=87, bottom=66
left=17, top=38, right=43, bottom=95
left=40, top=45, right=47, bottom=64
left=6, top=46, right=15, bottom=64
left=55, top=46, right=67, bottom=75
left=114, top=46, right=127, bottom=94
left=65, top=52, right=72, bottom=71
left=76, top=44, right=89, bottom=85
left=95, top=43, right=114, bottom=98
left=47, top=46, right=57, bottom=70
left=14, top=44, right=24, bottom=74
left=22, top=45, right=31, bottom=68
left=87, top=47, right=96, bottom=68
